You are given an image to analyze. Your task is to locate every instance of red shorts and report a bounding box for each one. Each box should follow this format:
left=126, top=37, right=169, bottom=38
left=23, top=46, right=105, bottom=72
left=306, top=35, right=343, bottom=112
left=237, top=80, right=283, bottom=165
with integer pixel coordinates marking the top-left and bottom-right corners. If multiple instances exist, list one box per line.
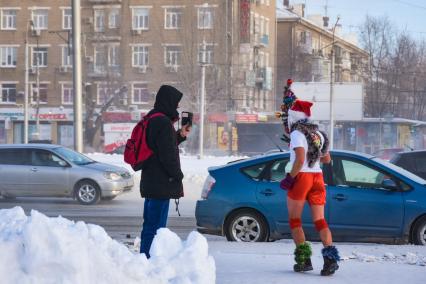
left=287, top=172, right=326, bottom=205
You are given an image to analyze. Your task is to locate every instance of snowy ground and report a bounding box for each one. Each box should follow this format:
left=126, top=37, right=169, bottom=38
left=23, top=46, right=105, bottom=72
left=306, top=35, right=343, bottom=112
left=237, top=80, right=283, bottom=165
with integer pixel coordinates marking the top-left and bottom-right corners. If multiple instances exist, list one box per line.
left=1, top=153, right=424, bottom=283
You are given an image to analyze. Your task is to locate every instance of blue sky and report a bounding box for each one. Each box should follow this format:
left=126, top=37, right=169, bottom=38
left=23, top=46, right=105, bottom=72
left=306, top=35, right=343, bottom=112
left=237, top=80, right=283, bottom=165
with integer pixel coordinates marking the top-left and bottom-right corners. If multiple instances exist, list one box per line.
left=277, top=0, right=426, bottom=41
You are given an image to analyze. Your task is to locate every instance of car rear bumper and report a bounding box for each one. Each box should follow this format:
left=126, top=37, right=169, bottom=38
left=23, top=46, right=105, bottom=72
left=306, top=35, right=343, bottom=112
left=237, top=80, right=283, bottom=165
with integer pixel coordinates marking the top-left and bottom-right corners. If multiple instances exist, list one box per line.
left=195, top=199, right=223, bottom=236
left=99, top=178, right=134, bottom=197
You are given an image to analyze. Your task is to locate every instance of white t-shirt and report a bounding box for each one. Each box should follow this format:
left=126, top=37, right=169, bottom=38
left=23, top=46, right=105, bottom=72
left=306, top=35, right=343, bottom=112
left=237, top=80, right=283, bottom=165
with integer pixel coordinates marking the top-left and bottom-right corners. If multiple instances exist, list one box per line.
left=289, top=130, right=324, bottom=173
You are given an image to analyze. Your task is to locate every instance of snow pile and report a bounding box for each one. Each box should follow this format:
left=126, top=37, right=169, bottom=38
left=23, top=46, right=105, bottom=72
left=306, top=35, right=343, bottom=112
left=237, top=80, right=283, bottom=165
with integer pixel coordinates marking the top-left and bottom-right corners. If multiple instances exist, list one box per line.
left=0, top=207, right=215, bottom=284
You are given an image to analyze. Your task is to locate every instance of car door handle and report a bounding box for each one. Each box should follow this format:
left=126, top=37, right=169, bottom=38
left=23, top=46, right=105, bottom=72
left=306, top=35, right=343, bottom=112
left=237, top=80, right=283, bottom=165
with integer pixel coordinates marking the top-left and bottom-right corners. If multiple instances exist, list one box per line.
left=260, top=189, right=275, bottom=196
left=30, top=168, right=38, bottom=172
left=332, top=194, right=347, bottom=201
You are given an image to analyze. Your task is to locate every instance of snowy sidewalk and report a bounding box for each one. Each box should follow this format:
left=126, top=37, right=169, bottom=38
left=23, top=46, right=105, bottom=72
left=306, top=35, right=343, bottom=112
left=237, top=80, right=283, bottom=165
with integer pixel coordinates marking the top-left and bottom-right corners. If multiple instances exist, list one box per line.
left=210, top=240, right=425, bottom=284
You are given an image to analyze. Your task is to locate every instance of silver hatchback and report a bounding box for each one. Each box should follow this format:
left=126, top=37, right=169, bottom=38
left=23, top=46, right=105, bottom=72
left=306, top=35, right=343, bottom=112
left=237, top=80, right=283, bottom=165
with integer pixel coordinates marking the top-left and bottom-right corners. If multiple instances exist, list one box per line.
left=0, top=144, right=133, bottom=205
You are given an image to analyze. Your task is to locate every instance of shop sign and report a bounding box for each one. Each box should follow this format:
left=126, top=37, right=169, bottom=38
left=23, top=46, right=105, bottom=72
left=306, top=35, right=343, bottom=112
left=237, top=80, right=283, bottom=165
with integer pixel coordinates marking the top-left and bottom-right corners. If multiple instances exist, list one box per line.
left=235, top=114, right=258, bottom=123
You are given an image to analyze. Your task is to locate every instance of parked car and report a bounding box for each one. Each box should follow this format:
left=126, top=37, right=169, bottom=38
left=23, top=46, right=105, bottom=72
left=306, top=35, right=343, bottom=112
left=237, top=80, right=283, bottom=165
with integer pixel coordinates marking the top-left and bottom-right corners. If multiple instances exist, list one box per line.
left=0, top=144, right=133, bottom=205
left=196, top=150, right=426, bottom=245
left=373, top=148, right=405, bottom=161
left=391, top=150, right=426, bottom=180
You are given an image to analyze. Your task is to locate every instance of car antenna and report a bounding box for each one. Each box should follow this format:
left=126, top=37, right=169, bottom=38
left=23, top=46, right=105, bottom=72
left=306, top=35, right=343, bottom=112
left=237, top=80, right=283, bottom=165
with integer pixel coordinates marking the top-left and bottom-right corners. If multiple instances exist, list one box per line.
left=262, top=130, right=284, bottom=152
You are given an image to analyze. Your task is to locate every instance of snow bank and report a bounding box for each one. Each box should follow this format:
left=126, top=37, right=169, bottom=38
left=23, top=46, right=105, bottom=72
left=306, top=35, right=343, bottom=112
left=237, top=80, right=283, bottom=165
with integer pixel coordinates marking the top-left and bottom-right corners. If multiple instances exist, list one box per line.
left=0, top=207, right=215, bottom=284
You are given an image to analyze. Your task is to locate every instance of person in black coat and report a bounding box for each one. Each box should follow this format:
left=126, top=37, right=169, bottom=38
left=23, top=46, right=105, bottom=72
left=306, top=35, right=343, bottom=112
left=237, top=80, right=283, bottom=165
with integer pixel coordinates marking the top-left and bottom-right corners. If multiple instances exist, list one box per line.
left=139, top=85, right=191, bottom=258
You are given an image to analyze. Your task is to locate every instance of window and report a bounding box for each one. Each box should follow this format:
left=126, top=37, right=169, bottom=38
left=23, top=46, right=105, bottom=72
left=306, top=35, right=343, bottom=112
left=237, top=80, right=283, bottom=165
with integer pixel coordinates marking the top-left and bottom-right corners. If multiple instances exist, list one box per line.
left=62, top=83, right=73, bottom=105
left=31, top=149, right=65, bottom=167
left=241, top=163, right=267, bottom=180
left=198, top=43, right=214, bottom=64
left=164, top=45, right=181, bottom=67
left=269, top=159, right=290, bottom=182
left=0, top=149, right=30, bottom=165
left=109, top=8, right=120, bottom=29
left=94, top=46, right=106, bottom=73
left=265, top=18, right=270, bottom=36
left=62, top=8, right=72, bottom=30
left=1, top=9, right=17, bottom=30
left=165, top=8, right=182, bottom=29
left=97, top=84, right=112, bottom=105
left=94, top=9, right=105, bottom=32
left=108, top=45, right=119, bottom=67
left=1, top=83, right=16, bottom=104
left=31, top=83, right=48, bottom=104
left=132, top=83, right=150, bottom=104
left=132, top=8, right=149, bottom=30
left=32, top=9, right=48, bottom=30
left=61, top=46, right=72, bottom=67
left=0, top=46, right=17, bottom=67
left=32, top=47, right=48, bottom=67
left=132, top=45, right=149, bottom=67
left=332, top=158, right=395, bottom=190
left=198, top=7, right=213, bottom=29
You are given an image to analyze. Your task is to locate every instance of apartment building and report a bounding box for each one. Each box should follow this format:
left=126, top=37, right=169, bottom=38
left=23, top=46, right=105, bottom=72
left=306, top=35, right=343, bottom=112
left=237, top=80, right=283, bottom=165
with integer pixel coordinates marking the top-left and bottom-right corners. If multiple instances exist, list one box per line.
left=0, top=0, right=276, bottom=148
left=276, top=5, right=368, bottom=102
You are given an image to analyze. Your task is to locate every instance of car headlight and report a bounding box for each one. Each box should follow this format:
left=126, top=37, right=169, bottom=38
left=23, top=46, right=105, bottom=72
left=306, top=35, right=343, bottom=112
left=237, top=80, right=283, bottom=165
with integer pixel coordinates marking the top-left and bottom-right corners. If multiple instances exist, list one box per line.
left=104, top=171, right=122, bottom=181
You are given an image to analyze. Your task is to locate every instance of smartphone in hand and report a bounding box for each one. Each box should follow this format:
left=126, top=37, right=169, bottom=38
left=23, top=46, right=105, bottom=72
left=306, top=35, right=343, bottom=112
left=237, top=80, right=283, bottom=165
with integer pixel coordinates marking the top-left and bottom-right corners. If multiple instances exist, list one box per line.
left=181, top=111, right=193, bottom=128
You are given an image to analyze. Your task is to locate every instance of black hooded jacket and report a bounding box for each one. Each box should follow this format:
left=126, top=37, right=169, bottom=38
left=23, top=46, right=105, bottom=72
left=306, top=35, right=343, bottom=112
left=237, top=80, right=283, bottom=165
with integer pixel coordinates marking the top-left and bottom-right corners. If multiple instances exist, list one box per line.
left=140, top=85, right=186, bottom=199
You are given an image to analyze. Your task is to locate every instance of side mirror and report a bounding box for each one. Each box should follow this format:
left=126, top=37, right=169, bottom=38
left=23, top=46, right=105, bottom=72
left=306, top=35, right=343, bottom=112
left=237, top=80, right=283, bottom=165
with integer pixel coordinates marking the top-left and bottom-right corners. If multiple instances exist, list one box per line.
left=382, top=179, right=398, bottom=190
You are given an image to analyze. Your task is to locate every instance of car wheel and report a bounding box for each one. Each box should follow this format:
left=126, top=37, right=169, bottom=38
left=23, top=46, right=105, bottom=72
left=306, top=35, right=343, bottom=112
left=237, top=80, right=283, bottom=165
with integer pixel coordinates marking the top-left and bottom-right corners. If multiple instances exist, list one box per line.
left=412, top=216, right=426, bottom=245
left=225, top=210, right=269, bottom=242
left=75, top=180, right=100, bottom=205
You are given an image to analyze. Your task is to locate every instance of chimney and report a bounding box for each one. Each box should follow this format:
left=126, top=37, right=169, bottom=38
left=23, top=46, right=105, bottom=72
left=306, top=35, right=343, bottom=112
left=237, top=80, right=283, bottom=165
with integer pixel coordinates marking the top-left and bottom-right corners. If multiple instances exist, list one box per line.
left=283, top=0, right=290, bottom=7
left=323, top=16, right=329, bottom=28
left=292, top=3, right=305, bottom=17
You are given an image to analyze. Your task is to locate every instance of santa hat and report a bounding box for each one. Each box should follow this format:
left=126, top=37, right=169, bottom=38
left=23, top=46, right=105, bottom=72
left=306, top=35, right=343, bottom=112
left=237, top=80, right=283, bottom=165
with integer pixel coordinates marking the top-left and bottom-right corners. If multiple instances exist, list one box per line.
left=287, top=100, right=313, bottom=127
left=286, top=79, right=293, bottom=86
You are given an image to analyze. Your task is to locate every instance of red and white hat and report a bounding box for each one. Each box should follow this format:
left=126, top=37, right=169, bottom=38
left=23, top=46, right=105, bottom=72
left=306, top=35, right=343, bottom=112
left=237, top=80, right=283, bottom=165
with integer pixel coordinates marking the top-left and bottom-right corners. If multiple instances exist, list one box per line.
left=287, top=100, right=313, bottom=127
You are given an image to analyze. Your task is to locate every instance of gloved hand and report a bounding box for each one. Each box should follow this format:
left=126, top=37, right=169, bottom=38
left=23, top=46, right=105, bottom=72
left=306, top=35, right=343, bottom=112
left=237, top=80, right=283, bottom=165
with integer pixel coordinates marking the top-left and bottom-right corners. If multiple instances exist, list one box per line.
left=280, top=173, right=296, bottom=190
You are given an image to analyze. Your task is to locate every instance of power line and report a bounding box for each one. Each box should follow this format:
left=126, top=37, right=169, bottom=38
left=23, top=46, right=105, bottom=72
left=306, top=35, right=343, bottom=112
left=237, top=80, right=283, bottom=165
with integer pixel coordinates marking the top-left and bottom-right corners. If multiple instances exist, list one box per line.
left=392, top=0, right=426, bottom=10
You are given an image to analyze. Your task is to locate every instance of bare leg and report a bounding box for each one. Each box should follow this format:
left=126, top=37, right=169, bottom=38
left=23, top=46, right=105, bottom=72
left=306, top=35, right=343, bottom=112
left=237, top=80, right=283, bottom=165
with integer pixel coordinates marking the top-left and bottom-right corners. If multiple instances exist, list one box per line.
left=311, top=205, right=332, bottom=247
left=287, top=197, right=306, bottom=245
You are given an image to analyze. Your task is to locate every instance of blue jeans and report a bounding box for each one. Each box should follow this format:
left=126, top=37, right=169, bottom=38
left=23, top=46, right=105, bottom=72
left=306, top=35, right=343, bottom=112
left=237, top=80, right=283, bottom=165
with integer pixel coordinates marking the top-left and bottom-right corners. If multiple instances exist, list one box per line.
left=140, top=198, right=170, bottom=258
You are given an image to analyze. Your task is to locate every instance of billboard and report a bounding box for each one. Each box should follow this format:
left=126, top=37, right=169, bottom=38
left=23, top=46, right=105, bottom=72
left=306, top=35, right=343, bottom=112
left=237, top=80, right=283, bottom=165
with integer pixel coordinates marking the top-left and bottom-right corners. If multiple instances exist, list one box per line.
left=291, top=82, right=363, bottom=121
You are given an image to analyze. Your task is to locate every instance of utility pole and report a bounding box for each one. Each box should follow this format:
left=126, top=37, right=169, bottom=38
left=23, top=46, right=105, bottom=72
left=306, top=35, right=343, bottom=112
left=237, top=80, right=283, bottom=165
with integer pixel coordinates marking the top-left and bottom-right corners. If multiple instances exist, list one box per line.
left=72, top=0, right=83, bottom=152
left=34, top=37, right=41, bottom=140
left=24, top=21, right=33, bottom=144
left=329, top=16, right=340, bottom=150
left=199, top=40, right=207, bottom=159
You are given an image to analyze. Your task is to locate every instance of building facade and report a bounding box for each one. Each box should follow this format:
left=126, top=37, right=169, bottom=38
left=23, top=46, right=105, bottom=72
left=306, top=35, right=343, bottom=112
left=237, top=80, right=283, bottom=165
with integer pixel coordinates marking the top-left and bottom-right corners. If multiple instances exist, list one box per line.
left=276, top=5, right=368, bottom=105
left=0, top=0, right=276, bottom=150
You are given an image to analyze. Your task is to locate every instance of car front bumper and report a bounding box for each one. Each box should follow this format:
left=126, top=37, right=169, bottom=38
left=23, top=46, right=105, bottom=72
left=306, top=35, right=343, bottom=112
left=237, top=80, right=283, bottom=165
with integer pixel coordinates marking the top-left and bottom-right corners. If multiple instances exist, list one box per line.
left=99, top=178, right=134, bottom=197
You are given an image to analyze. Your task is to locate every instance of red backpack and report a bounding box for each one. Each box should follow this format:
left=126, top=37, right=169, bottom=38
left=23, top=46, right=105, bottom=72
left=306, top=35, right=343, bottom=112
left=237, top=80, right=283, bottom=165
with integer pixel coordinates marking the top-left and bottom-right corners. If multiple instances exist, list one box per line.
left=124, top=112, right=165, bottom=171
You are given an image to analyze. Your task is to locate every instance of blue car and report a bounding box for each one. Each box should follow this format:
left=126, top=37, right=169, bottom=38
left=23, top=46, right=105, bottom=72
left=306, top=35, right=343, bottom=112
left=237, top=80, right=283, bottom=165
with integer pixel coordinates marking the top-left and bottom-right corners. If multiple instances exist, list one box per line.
left=195, top=150, right=426, bottom=245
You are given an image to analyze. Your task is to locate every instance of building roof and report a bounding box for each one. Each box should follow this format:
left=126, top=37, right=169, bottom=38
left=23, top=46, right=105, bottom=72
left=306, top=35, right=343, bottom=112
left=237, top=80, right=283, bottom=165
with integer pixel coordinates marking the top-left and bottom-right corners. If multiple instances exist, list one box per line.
left=276, top=7, right=368, bottom=56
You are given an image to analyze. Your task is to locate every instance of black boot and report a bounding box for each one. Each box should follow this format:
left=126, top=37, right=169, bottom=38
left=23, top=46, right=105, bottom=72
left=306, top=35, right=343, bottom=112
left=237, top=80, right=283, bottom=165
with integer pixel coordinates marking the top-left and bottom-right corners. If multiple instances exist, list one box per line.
left=293, top=257, right=313, bottom=272
left=293, top=243, right=313, bottom=272
left=321, top=246, right=340, bottom=276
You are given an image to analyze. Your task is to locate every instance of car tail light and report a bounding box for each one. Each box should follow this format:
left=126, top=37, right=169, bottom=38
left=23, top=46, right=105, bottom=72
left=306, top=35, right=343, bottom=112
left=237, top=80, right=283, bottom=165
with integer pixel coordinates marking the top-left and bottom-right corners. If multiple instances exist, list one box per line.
left=201, top=175, right=216, bottom=199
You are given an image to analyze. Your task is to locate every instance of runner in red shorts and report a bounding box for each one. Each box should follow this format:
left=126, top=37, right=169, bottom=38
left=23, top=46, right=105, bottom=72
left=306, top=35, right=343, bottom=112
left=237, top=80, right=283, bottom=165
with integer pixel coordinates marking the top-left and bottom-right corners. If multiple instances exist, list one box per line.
left=280, top=100, right=340, bottom=276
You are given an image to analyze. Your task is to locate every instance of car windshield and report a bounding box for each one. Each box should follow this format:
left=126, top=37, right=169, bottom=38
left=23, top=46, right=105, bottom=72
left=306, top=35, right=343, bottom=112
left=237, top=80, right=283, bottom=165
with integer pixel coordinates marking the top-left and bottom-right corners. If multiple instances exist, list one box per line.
left=52, top=147, right=95, bottom=166
left=373, top=157, right=426, bottom=185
